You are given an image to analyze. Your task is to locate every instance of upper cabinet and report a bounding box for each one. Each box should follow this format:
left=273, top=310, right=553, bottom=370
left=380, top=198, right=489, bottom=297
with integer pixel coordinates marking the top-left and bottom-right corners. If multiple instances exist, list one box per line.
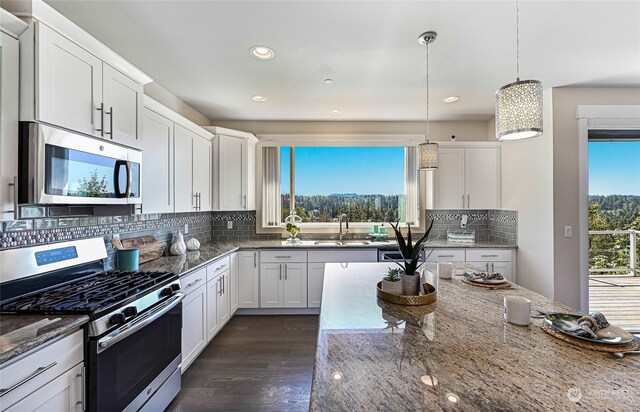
left=9, top=0, right=152, bottom=147
left=141, top=108, right=174, bottom=214
left=206, top=127, right=258, bottom=211
left=433, top=144, right=501, bottom=210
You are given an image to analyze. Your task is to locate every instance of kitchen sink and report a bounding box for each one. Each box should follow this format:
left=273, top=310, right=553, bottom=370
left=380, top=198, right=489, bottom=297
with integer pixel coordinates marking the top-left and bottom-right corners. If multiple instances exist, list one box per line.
left=313, top=241, right=343, bottom=246
left=341, top=240, right=371, bottom=246
left=312, top=240, right=371, bottom=246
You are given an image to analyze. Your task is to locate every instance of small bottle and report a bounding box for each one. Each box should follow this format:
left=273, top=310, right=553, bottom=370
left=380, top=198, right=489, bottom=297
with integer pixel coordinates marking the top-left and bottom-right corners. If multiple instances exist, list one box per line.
left=373, top=225, right=379, bottom=234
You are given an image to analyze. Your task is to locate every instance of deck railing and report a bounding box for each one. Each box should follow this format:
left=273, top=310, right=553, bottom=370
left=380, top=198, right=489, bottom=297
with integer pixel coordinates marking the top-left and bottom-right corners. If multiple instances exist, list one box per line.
left=589, top=229, right=639, bottom=276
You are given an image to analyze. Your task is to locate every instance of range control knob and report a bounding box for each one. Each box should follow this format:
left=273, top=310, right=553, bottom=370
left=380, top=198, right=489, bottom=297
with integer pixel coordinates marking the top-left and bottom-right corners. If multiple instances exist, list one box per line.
left=159, top=287, right=174, bottom=298
left=109, top=313, right=126, bottom=326
left=123, top=306, right=138, bottom=318
left=170, top=283, right=181, bottom=292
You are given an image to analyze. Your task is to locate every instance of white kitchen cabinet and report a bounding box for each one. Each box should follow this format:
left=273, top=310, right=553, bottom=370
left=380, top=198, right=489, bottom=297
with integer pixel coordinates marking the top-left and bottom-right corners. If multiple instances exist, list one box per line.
left=206, top=276, right=221, bottom=341
left=141, top=108, right=174, bottom=213
left=466, top=248, right=515, bottom=282
left=219, top=270, right=230, bottom=325
left=0, top=14, right=25, bottom=221
left=238, top=251, right=260, bottom=308
left=181, top=283, right=207, bottom=372
left=36, top=22, right=103, bottom=138
left=229, top=253, right=239, bottom=314
left=4, top=363, right=84, bottom=412
left=307, top=262, right=325, bottom=308
left=434, top=145, right=501, bottom=209
left=207, top=127, right=258, bottom=211
left=425, top=248, right=466, bottom=262
left=174, top=124, right=212, bottom=213
left=102, top=63, right=143, bottom=148
left=260, top=263, right=284, bottom=308
left=283, top=263, right=307, bottom=308
left=0, top=329, right=84, bottom=411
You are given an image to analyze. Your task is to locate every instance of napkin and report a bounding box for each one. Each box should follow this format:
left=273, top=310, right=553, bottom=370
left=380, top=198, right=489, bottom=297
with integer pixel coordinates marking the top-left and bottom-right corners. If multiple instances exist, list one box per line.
left=570, top=312, right=610, bottom=339
left=462, top=271, right=505, bottom=281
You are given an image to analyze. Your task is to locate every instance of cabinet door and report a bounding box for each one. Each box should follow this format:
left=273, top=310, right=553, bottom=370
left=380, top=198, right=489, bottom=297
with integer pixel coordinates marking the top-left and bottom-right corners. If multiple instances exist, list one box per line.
left=218, top=135, right=245, bottom=210
left=5, top=362, right=84, bottom=412
left=283, top=262, right=308, bottom=308
left=491, top=261, right=513, bottom=282
left=206, top=278, right=220, bottom=341
left=229, top=253, right=239, bottom=314
left=435, top=148, right=465, bottom=209
left=193, top=135, right=212, bottom=212
left=141, top=108, right=173, bottom=213
left=245, top=139, right=256, bottom=210
left=102, top=64, right=143, bottom=148
left=37, top=23, right=102, bottom=137
left=218, top=271, right=230, bottom=325
left=307, top=262, right=325, bottom=308
left=260, top=263, right=284, bottom=308
left=238, top=251, right=259, bottom=308
left=1, top=32, right=19, bottom=220
left=174, top=125, right=194, bottom=212
left=465, top=148, right=500, bottom=209
left=182, top=285, right=206, bottom=371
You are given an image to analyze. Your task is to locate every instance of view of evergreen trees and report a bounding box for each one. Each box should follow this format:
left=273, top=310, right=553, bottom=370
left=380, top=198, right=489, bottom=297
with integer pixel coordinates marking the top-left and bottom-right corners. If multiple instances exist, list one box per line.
left=589, top=195, right=640, bottom=274
left=281, top=194, right=403, bottom=223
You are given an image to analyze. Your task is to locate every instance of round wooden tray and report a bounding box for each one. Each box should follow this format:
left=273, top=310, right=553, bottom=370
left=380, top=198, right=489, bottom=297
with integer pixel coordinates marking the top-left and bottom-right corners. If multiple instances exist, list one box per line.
left=539, top=321, right=639, bottom=353
left=376, top=282, right=437, bottom=306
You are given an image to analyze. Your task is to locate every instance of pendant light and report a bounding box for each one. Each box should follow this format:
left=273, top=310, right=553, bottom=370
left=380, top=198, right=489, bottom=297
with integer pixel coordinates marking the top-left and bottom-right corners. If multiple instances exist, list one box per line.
left=418, top=31, right=438, bottom=170
left=495, top=0, right=543, bottom=141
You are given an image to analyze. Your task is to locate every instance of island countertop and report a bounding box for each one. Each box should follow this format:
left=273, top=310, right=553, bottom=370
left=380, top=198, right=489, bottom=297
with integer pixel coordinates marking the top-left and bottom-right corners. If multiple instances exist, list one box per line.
left=310, top=262, right=640, bottom=411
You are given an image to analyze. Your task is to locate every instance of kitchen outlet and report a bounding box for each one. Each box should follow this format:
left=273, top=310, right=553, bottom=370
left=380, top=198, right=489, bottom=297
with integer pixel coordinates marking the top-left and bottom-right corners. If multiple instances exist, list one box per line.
left=184, top=224, right=189, bottom=234
left=564, top=226, right=572, bottom=238
left=461, top=215, right=468, bottom=228
left=227, top=221, right=233, bottom=230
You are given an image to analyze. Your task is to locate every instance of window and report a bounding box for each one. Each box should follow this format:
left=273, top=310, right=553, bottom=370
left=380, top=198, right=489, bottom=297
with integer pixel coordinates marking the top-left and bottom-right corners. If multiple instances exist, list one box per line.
left=276, top=146, right=417, bottom=224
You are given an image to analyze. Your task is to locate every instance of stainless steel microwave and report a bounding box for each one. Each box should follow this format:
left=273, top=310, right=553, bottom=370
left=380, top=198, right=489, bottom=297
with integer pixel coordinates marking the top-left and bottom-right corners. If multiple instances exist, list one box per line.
left=19, top=122, right=142, bottom=205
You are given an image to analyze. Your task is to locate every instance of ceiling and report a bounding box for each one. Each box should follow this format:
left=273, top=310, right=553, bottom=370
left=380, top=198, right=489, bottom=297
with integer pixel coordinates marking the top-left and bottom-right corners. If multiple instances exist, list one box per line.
left=45, top=0, right=640, bottom=122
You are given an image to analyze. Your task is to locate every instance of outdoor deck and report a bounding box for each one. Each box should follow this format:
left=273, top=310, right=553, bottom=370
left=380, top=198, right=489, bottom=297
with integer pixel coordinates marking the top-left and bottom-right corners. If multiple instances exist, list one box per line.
left=589, top=276, right=640, bottom=331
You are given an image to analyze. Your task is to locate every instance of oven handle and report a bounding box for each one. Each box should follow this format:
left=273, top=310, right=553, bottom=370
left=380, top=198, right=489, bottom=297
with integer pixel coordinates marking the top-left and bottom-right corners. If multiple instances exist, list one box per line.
left=97, top=292, right=184, bottom=353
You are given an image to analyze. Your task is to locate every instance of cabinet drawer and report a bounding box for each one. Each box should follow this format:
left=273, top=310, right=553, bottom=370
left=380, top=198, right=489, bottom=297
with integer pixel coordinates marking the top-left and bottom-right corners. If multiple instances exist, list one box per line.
left=308, top=249, right=378, bottom=263
left=181, top=268, right=206, bottom=295
left=206, top=256, right=230, bottom=282
left=260, top=250, right=307, bottom=263
left=426, top=249, right=465, bottom=262
left=0, top=329, right=83, bottom=409
left=466, top=249, right=512, bottom=262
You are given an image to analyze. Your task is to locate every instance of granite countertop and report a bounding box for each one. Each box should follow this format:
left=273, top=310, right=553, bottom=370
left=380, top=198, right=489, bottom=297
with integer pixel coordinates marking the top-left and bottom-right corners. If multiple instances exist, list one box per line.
left=139, top=239, right=516, bottom=278
left=0, top=315, right=89, bottom=365
left=310, top=262, right=640, bottom=411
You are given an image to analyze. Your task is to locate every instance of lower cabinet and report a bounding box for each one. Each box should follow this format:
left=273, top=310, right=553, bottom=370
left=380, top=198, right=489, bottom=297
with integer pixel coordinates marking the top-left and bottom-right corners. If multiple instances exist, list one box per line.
left=229, top=253, right=239, bottom=314
left=259, top=262, right=308, bottom=308
left=238, top=251, right=259, bottom=308
left=307, top=263, right=325, bottom=308
left=206, top=279, right=220, bottom=340
left=467, top=261, right=513, bottom=282
left=181, top=283, right=207, bottom=372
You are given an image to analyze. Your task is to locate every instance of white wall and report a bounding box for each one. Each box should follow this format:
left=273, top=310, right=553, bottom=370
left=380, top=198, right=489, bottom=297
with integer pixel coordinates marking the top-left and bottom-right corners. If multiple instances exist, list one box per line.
left=500, top=89, right=555, bottom=298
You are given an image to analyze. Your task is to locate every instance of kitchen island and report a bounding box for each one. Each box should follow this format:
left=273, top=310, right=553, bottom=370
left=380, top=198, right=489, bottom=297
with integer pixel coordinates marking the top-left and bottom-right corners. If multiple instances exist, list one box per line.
left=310, top=262, right=640, bottom=411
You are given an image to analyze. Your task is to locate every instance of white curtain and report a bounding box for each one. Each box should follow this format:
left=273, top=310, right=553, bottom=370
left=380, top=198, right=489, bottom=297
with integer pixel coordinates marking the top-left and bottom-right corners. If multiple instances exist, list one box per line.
left=404, top=147, right=419, bottom=224
left=262, top=147, right=281, bottom=226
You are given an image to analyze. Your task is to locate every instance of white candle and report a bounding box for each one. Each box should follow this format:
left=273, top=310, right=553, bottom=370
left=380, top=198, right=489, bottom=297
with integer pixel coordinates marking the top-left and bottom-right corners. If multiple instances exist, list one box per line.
left=437, top=262, right=452, bottom=279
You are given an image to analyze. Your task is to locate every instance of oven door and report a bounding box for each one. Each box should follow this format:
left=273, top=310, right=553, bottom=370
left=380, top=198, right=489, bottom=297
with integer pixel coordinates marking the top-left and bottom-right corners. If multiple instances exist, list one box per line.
left=89, top=293, right=184, bottom=412
left=21, top=122, right=142, bottom=205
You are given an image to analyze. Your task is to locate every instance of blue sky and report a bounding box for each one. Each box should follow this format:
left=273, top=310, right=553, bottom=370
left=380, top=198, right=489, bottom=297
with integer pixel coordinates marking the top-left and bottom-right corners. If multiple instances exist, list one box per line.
left=589, top=141, right=640, bottom=195
left=281, top=147, right=404, bottom=195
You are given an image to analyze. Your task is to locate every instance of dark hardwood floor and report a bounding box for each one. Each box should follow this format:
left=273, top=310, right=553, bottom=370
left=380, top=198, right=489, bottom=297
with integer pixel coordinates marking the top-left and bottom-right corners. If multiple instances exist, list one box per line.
left=167, top=315, right=319, bottom=412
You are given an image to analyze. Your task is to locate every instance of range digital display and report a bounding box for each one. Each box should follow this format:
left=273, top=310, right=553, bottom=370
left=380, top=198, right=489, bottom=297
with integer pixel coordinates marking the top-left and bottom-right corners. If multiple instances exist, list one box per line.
left=35, top=246, right=78, bottom=266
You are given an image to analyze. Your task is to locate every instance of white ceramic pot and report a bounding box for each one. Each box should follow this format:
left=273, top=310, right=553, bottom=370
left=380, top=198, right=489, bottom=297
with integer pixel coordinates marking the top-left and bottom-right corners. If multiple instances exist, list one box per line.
left=382, top=278, right=403, bottom=295
left=401, top=273, right=421, bottom=295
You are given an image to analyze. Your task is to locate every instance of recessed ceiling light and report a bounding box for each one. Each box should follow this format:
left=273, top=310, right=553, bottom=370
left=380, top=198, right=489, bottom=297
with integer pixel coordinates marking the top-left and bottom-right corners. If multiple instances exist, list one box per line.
left=324, top=79, right=334, bottom=84
left=251, top=95, right=267, bottom=102
left=250, top=45, right=275, bottom=60
left=329, top=109, right=342, bottom=115
left=443, top=96, right=459, bottom=103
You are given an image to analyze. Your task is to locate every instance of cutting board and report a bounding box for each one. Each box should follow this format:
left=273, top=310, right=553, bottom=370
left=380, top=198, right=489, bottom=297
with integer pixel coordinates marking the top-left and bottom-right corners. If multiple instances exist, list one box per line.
left=121, top=236, right=167, bottom=264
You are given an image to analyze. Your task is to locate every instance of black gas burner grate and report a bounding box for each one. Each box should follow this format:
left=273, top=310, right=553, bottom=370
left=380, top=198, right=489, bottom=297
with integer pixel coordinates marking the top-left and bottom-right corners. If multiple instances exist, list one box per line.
left=1, top=270, right=176, bottom=313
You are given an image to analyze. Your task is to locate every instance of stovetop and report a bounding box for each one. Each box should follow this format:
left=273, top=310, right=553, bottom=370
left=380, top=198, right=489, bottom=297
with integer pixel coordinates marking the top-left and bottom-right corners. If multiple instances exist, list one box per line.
left=1, top=270, right=178, bottom=317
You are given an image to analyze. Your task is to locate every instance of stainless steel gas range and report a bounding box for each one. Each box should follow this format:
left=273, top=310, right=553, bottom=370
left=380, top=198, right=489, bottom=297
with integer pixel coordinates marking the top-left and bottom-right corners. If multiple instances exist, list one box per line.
left=0, top=238, right=183, bottom=411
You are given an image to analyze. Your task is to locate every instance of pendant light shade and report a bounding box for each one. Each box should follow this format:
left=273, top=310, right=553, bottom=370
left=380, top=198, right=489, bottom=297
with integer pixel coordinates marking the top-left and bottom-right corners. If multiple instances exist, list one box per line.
left=495, top=79, right=543, bottom=140
left=418, top=142, right=439, bottom=169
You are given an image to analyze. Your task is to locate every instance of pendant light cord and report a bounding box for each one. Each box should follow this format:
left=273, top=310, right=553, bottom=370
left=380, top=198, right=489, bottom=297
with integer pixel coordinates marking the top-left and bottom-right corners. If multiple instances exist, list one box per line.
left=516, top=0, right=520, bottom=80
left=425, top=42, right=430, bottom=143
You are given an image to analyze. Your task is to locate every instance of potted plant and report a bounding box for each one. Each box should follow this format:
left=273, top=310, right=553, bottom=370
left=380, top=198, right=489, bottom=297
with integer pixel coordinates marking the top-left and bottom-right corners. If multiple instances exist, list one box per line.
left=382, top=267, right=403, bottom=295
left=388, top=219, right=434, bottom=295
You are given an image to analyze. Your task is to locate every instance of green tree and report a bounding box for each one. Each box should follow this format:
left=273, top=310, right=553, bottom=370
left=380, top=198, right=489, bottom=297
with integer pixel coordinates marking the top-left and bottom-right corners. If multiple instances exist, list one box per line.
left=77, top=170, right=109, bottom=197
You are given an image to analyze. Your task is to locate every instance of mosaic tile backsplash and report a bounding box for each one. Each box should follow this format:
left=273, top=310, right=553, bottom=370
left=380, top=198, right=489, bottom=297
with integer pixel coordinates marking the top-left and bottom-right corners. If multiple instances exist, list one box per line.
left=425, top=209, right=517, bottom=245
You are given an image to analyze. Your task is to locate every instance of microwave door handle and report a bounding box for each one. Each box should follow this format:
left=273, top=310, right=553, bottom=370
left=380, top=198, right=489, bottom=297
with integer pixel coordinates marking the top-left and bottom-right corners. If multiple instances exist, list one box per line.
left=113, top=160, right=130, bottom=198
left=124, top=161, right=132, bottom=198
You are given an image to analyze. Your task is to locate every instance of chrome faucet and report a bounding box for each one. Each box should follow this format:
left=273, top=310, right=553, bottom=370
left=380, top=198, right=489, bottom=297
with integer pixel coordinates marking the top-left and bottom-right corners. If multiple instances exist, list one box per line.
left=338, top=213, right=349, bottom=241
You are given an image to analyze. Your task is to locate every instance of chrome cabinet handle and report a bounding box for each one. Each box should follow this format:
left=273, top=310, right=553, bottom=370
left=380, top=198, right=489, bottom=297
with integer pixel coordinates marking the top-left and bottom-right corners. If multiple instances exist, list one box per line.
left=222, top=275, right=225, bottom=294
left=275, top=256, right=291, bottom=259
left=467, top=194, right=470, bottom=208
left=242, top=194, right=247, bottom=209
left=96, top=103, right=104, bottom=136
left=438, top=255, right=455, bottom=258
left=284, top=263, right=288, bottom=280
left=6, top=176, right=18, bottom=219
left=253, top=252, right=257, bottom=268
left=76, top=366, right=85, bottom=409
left=279, top=264, right=282, bottom=280
left=481, top=254, right=499, bottom=258
left=0, top=362, right=57, bottom=397
left=461, top=194, right=465, bottom=208
left=186, top=278, right=202, bottom=288
left=216, top=264, right=227, bottom=272
left=105, top=106, right=114, bottom=138
left=491, top=263, right=495, bottom=272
